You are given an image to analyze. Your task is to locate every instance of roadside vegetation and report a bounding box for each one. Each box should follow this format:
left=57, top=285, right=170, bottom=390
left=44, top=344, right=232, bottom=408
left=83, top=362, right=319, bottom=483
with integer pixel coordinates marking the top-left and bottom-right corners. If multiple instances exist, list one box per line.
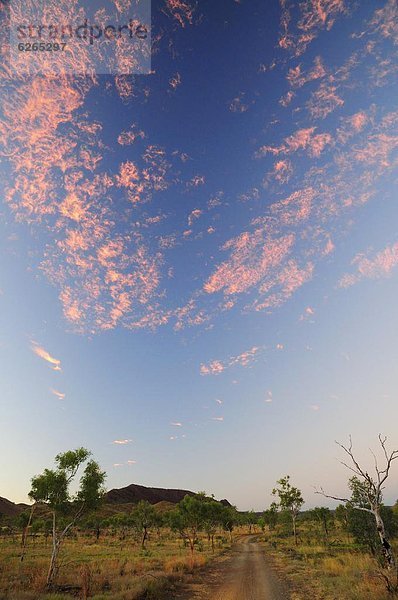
left=258, top=435, right=398, bottom=599
left=0, top=448, right=241, bottom=599
left=1, top=436, right=398, bottom=599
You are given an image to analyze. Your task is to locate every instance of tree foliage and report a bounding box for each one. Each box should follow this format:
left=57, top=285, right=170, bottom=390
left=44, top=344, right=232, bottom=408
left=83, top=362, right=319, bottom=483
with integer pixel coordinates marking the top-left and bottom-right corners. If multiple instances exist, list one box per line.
left=29, top=447, right=106, bottom=587
left=272, top=475, right=304, bottom=545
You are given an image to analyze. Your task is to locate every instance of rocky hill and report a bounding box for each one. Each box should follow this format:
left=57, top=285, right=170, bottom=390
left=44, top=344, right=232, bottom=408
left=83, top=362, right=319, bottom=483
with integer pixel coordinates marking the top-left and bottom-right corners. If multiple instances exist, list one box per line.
left=0, top=496, right=27, bottom=517
left=0, top=484, right=232, bottom=519
left=106, top=483, right=196, bottom=505
left=106, top=483, right=231, bottom=507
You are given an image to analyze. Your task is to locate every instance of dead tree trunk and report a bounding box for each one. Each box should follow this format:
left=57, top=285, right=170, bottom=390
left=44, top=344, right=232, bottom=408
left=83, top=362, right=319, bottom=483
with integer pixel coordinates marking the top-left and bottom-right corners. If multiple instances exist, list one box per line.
left=316, top=435, right=398, bottom=573
left=374, top=506, right=395, bottom=568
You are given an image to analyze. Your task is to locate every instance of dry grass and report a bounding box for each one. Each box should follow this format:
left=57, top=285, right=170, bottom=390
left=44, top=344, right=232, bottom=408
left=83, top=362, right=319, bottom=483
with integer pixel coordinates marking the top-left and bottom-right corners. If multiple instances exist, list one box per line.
left=260, top=524, right=398, bottom=600
left=0, top=530, right=228, bottom=599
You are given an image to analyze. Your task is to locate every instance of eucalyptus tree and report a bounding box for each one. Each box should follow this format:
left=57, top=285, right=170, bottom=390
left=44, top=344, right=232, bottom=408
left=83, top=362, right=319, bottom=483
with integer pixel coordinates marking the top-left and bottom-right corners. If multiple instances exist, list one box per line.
left=169, top=494, right=209, bottom=565
left=29, top=447, right=106, bottom=588
left=131, top=500, right=157, bottom=549
left=263, top=502, right=279, bottom=531
left=311, top=507, right=333, bottom=543
left=272, top=475, right=304, bottom=545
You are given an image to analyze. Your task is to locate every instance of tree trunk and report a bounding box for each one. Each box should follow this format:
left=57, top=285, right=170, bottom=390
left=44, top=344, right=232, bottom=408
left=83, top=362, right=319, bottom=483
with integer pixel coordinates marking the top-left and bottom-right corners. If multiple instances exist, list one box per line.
left=374, top=508, right=395, bottom=569
left=292, top=513, right=297, bottom=545
left=141, top=527, right=148, bottom=549
left=47, top=543, right=61, bottom=587
left=189, top=538, right=195, bottom=570
left=20, top=505, right=35, bottom=562
left=46, top=512, right=60, bottom=588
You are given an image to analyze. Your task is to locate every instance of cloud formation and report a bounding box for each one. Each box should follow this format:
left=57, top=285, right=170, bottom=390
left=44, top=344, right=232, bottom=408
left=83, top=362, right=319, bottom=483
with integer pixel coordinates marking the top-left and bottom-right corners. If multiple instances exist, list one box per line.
left=339, top=242, right=398, bottom=288
left=50, top=388, right=66, bottom=400
left=200, top=346, right=261, bottom=376
left=31, top=342, right=62, bottom=371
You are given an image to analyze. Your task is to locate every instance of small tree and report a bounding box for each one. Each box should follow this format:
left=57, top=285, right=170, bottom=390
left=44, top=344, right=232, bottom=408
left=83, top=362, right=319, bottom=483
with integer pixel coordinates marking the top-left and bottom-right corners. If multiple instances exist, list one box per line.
left=131, top=500, right=156, bottom=549
left=244, top=510, right=258, bottom=534
left=335, top=504, right=349, bottom=530
left=272, top=475, right=304, bottom=545
left=202, top=499, right=225, bottom=552
left=220, top=505, right=238, bottom=543
left=263, top=503, right=279, bottom=531
left=17, top=512, right=30, bottom=549
left=29, top=447, right=106, bottom=588
left=83, top=514, right=104, bottom=541
left=311, top=507, right=333, bottom=544
left=169, top=494, right=207, bottom=566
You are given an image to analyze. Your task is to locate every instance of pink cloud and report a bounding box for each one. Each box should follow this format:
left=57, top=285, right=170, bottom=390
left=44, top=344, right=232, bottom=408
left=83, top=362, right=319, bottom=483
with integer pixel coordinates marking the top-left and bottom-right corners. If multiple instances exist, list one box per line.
left=31, top=342, right=61, bottom=371
left=204, top=232, right=295, bottom=296
left=278, top=0, right=348, bottom=57
left=164, top=0, right=196, bottom=27
left=287, top=56, right=326, bottom=88
left=200, top=346, right=261, bottom=376
left=169, top=72, right=182, bottom=90
left=339, top=242, right=398, bottom=287
left=117, top=125, right=146, bottom=146
left=257, top=127, right=332, bottom=158
left=50, top=388, right=65, bottom=400
left=307, top=82, right=344, bottom=119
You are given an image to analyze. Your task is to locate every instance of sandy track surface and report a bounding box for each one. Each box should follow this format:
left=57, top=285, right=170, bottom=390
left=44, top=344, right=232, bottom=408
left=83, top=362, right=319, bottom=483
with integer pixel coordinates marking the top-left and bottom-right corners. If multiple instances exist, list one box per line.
left=174, top=535, right=291, bottom=600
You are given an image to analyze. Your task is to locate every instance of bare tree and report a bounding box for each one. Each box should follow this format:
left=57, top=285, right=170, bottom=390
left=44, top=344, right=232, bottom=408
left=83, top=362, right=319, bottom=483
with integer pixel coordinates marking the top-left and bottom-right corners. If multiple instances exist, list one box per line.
left=316, top=435, right=398, bottom=571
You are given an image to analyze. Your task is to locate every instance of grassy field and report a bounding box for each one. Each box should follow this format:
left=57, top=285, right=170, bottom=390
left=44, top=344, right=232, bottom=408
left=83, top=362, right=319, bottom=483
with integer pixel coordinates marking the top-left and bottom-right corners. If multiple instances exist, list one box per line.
left=1, top=519, right=397, bottom=599
left=259, top=522, right=398, bottom=600
left=0, top=529, right=230, bottom=600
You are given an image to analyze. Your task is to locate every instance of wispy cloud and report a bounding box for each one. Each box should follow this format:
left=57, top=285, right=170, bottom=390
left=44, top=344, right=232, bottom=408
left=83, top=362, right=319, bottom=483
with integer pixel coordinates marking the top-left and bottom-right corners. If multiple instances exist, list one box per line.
left=164, top=0, right=196, bottom=28
left=201, top=346, right=261, bottom=376
left=31, top=342, right=61, bottom=371
left=112, top=439, right=133, bottom=445
left=229, top=93, right=250, bottom=113
left=278, top=0, right=349, bottom=57
left=256, top=127, right=332, bottom=158
left=300, top=306, right=316, bottom=321
left=339, top=242, right=398, bottom=287
left=50, top=388, right=65, bottom=400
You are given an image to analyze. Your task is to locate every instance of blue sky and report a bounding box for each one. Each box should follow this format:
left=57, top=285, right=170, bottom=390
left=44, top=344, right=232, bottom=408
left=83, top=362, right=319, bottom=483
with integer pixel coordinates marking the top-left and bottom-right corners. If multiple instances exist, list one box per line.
left=1, top=0, right=398, bottom=510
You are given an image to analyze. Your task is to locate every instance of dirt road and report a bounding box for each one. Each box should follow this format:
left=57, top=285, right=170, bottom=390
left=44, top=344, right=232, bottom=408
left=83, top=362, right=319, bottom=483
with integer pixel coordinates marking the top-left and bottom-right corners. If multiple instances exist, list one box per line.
left=174, top=535, right=291, bottom=600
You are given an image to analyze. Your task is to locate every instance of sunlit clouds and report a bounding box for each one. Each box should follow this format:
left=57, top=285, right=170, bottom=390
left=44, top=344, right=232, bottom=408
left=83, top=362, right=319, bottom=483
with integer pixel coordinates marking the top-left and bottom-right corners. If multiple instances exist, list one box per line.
left=113, top=459, right=137, bottom=468
left=31, top=342, right=61, bottom=371
left=1, top=0, right=397, bottom=342
left=201, top=347, right=261, bottom=376
left=339, top=243, right=398, bottom=288
left=50, top=388, right=66, bottom=400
